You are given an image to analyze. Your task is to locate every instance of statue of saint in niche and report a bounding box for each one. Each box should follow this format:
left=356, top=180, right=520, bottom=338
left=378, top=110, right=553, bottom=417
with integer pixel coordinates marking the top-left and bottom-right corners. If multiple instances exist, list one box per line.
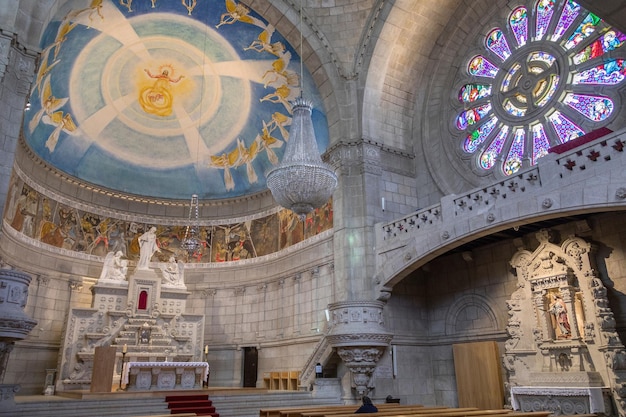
left=549, top=293, right=571, bottom=339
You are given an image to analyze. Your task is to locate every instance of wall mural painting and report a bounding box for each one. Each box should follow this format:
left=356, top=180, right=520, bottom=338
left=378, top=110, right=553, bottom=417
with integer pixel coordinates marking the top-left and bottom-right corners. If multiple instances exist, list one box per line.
left=23, top=0, right=329, bottom=200
left=3, top=172, right=333, bottom=263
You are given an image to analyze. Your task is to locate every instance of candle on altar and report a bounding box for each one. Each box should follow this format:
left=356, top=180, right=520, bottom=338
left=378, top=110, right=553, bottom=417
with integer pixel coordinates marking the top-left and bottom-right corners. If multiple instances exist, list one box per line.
left=122, top=344, right=127, bottom=353
left=204, top=345, right=208, bottom=354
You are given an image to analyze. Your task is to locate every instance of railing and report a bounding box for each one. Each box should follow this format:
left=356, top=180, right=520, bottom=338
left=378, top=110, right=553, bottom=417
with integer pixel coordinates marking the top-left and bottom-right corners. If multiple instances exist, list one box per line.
left=299, top=326, right=334, bottom=389
left=375, top=128, right=626, bottom=293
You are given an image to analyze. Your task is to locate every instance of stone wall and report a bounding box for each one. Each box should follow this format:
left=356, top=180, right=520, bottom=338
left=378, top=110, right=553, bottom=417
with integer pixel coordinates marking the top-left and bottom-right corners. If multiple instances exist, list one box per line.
left=1, top=224, right=335, bottom=394
left=378, top=212, right=626, bottom=407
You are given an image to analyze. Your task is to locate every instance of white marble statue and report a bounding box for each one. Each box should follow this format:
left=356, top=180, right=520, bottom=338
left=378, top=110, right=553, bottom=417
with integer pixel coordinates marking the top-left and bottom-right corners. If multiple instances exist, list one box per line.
left=160, top=256, right=185, bottom=288
left=137, top=226, right=160, bottom=270
left=98, top=251, right=128, bottom=283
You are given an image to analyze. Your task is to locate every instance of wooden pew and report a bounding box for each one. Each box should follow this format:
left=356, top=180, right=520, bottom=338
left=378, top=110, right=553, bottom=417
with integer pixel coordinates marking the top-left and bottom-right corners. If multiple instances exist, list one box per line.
left=260, top=404, right=374, bottom=417
left=134, top=414, right=197, bottom=417
left=338, top=411, right=499, bottom=417
left=319, top=407, right=480, bottom=417
left=277, top=404, right=410, bottom=417
left=303, top=406, right=451, bottom=417
left=261, top=403, right=407, bottom=417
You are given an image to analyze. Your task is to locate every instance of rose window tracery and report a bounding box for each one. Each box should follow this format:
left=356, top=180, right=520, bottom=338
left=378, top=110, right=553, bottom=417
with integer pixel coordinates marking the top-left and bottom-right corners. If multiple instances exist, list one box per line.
left=454, top=0, right=626, bottom=176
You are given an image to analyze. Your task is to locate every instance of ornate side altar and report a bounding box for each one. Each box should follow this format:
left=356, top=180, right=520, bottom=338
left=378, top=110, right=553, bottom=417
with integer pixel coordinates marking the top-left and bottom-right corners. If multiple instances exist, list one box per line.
left=122, top=361, right=209, bottom=391
left=56, top=252, right=205, bottom=392
left=504, top=230, right=626, bottom=416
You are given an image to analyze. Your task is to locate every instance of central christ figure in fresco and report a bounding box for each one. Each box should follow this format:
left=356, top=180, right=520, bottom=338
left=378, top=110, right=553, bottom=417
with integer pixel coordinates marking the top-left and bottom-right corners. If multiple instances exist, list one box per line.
left=139, top=65, right=185, bottom=117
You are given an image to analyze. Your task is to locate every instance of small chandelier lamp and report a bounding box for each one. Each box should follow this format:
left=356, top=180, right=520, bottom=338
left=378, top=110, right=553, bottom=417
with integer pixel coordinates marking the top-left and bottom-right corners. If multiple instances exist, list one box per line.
left=266, top=96, right=337, bottom=220
left=180, top=193, right=201, bottom=257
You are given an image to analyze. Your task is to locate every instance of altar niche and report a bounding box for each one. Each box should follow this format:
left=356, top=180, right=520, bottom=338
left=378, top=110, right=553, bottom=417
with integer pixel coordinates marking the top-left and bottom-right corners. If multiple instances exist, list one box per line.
left=505, top=229, right=626, bottom=416
left=55, top=265, right=204, bottom=393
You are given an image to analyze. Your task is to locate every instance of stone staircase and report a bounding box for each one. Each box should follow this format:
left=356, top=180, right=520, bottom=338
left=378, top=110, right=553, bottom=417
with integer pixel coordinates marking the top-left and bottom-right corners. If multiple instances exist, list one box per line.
left=0, top=388, right=343, bottom=417
left=165, top=393, right=218, bottom=416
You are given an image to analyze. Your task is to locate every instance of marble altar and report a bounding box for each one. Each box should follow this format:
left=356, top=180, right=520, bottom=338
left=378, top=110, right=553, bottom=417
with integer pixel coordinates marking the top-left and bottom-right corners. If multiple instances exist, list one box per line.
left=122, top=361, right=209, bottom=391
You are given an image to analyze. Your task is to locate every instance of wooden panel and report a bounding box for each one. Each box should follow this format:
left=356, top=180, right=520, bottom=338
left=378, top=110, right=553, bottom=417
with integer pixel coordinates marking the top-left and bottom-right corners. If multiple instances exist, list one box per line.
left=271, top=372, right=280, bottom=390
left=90, top=346, right=117, bottom=392
left=452, top=341, right=504, bottom=409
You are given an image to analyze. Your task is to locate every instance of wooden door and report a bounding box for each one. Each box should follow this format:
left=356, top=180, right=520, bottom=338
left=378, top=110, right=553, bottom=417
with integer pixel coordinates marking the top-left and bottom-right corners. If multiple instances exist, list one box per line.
left=243, top=346, right=258, bottom=387
left=452, top=341, right=504, bottom=409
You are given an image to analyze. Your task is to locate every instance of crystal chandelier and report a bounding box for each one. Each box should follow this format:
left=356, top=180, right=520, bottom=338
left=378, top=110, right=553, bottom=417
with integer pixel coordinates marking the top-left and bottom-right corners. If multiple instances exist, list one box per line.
left=266, top=97, right=337, bottom=219
left=265, top=2, right=337, bottom=219
left=180, top=194, right=200, bottom=256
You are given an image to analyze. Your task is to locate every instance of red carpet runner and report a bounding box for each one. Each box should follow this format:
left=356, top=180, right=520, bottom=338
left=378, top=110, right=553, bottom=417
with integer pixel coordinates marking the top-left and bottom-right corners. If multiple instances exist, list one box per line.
left=165, top=394, right=220, bottom=416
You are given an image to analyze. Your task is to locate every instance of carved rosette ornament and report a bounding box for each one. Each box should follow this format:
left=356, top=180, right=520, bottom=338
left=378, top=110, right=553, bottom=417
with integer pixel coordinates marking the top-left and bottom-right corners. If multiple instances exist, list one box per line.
left=326, top=301, right=393, bottom=397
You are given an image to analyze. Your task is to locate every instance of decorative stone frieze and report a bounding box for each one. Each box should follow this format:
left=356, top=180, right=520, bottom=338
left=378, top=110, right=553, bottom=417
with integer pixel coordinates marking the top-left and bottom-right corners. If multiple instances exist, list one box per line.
left=326, top=301, right=392, bottom=397
left=12, top=47, right=36, bottom=96
left=0, top=31, right=11, bottom=82
left=325, top=139, right=414, bottom=177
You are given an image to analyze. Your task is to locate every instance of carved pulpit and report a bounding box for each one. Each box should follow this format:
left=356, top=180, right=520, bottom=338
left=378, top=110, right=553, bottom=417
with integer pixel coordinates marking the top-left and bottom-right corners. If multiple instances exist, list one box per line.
left=505, top=229, right=626, bottom=415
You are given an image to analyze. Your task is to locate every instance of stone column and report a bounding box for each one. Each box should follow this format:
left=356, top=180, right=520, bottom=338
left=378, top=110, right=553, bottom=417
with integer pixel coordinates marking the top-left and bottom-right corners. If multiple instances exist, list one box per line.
left=0, top=31, right=37, bottom=219
left=326, top=300, right=392, bottom=397
left=326, top=141, right=382, bottom=301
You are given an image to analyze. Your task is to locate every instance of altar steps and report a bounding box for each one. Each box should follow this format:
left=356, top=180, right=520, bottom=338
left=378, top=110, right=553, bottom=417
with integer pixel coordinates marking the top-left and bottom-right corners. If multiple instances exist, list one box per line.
left=3, top=387, right=343, bottom=417
left=165, top=394, right=219, bottom=416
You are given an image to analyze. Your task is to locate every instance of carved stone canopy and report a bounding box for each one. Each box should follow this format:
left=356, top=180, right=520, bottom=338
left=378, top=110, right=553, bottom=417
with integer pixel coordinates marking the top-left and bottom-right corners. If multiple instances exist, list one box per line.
left=505, top=230, right=626, bottom=415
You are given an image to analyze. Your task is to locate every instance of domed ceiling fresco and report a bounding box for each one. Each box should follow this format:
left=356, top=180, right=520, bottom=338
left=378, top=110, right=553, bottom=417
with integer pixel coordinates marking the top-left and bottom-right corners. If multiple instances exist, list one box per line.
left=24, top=0, right=328, bottom=200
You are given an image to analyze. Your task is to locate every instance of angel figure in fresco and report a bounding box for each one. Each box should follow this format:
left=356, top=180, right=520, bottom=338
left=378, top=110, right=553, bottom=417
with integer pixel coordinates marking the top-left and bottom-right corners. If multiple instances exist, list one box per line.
left=182, top=0, right=197, bottom=15
left=43, top=111, right=79, bottom=152
left=266, top=112, right=291, bottom=141
left=244, top=25, right=285, bottom=57
left=66, top=0, right=105, bottom=24
left=262, top=51, right=298, bottom=88
left=236, top=137, right=260, bottom=184
left=98, top=251, right=128, bottom=282
left=31, top=48, right=60, bottom=96
left=256, top=120, right=284, bottom=165
left=50, top=19, right=78, bottom=60
left=549, top=293, right=571, bottom=338
left=260, top=84, right=294, bottom=113
left=216, top=0, right=266, bottom=29
left=29, top=75, right=68, bottom=134
left=139, top=66, right=185, bottom=117
left=209, top=147, right=242, bottom=191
